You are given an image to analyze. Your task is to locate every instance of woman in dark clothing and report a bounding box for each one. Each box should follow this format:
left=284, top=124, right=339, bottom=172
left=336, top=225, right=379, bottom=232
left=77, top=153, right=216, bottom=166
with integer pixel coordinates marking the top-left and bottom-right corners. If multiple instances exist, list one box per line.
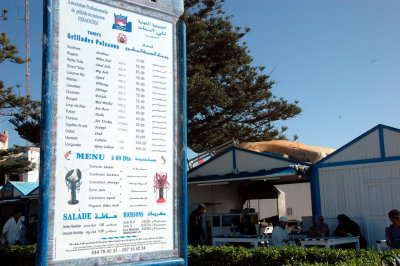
left=385, top=209, right=400, bottom=249
left=334, top=214, right=367, bottom=249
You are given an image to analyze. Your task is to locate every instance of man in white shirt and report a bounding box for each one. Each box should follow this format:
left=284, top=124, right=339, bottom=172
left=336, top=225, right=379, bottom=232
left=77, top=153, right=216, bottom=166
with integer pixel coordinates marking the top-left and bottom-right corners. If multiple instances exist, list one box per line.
left=2, top=210, right=23, bottom=246
left=271, top=216, right=294, bottom=246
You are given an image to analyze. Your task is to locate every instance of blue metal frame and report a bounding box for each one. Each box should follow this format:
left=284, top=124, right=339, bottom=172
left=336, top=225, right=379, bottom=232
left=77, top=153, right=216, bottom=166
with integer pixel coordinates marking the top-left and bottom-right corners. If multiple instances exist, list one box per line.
left=37, top=0, right=53, bottom=264
left=178, top=20, right=188, bottom=266
left=37, top=2, right=186, bottom=265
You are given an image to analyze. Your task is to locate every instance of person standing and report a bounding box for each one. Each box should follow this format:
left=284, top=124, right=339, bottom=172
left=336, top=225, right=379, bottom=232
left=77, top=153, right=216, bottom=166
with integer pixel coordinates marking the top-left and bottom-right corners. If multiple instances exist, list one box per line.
left=26, top=213, right=38, bottom=244
left=2, top=210, right=23, bottom=246
left=385, top=209, right=400, bottom=249
left=188, top=204, right=206, bottom=246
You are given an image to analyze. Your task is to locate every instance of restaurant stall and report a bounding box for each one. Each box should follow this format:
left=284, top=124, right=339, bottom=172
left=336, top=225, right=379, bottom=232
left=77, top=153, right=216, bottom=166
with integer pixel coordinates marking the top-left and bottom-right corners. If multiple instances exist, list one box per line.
left=187, top=146, right=313, bottom=245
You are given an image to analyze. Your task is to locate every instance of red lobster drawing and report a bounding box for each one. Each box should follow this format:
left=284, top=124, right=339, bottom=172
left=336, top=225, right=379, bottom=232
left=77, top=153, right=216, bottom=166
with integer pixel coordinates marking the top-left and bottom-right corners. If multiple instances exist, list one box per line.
left=153, top=172, right=169, bottom=204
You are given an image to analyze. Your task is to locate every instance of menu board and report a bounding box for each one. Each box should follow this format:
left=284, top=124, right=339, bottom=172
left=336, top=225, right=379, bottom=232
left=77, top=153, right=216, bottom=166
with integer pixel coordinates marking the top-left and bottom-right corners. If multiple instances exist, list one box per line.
left=52, top=0, right=174, bottom=261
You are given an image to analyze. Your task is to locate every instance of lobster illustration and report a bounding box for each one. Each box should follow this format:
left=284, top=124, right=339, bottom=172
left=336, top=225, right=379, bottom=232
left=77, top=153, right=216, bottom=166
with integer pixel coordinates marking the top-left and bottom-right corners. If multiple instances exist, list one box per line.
left=65, top=169, right=82, bottom=205
left=153, top=172, right=169, bottom=204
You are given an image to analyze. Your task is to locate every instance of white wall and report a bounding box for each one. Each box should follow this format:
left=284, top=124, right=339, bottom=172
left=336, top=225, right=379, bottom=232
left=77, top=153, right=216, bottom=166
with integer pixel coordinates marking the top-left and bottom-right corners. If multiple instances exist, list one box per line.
left=319, top=161, right=400, bottom=248
left=247, top=183, right=312, bottom=222
left=188, top=182, right=242, bottom=222
left=276, top=183, right=312, bottom=221
left=22, top=148, right=40, bottom=182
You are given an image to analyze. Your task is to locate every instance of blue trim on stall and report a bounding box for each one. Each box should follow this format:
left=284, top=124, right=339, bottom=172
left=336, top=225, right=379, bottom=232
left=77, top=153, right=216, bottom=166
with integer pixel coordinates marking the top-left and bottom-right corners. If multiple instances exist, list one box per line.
left=37, top=0, right=53, bottom=265
left=316, top=124, right=382, bottom=165
left=316, top=124, right=400, bottom=166
left=232, top=148, right=237, bottom=171
left=188, top=147, right=309, bottom=174
left=317, top=156, right=400, bottom=168
left=178, top=20, right=188, bottom=266
left=309, top=124, right=400, bottom=224
left=188, top=167, right=296, bottom=183
left=379, top=126, right=386, bottom=158
left=309, top=166, right=321, bottom=218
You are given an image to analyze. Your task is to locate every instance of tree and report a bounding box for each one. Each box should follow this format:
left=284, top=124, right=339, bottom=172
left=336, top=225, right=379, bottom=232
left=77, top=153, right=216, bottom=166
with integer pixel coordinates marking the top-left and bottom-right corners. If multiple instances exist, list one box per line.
left=182, top=0, right=301, bottom=152
left=0, top=9, right=39, bottom=179
left=9, top=108, right=40, bottom=146
left=0, top=147, right=36, bottom=175
left=0, top=9, right=40, bottom=146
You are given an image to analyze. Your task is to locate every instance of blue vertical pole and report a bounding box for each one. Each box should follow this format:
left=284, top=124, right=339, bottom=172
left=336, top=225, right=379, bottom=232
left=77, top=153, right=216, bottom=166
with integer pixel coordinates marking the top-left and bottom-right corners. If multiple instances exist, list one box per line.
left=178, top=20, right=188, bottom=266
left=37, top=0, right=53, bottom=265
left=309, top=165, right=321, bottom=219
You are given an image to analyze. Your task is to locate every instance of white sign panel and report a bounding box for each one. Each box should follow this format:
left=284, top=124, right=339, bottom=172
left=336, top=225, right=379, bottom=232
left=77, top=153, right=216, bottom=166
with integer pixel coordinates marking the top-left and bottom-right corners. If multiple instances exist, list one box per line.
left=53, top=0, right=174, bottom=261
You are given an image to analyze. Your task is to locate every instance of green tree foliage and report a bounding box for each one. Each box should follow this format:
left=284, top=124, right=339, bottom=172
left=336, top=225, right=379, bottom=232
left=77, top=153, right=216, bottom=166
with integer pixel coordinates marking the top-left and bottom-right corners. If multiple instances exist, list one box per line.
left=0, top=147, right=36, bottom=174
left=0, top=9, right=39, bottom=177
left=182, top=0, right=301, bottom=152
left=0, top=9, right=40, bottom=145
left=9, top=108, right=40, bottom=146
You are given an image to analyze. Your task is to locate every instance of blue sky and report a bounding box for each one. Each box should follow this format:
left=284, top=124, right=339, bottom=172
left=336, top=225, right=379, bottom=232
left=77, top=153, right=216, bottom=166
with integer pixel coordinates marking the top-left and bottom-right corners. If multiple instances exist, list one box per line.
left=223, top=0, right=400, bottom=149
left=1, top=0, right=400, bottom=151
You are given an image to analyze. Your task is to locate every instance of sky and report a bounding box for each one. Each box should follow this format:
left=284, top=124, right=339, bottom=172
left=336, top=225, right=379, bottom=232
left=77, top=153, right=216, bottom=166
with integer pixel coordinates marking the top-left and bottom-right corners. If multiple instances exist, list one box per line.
left=1, top=0, right=400, bottom=151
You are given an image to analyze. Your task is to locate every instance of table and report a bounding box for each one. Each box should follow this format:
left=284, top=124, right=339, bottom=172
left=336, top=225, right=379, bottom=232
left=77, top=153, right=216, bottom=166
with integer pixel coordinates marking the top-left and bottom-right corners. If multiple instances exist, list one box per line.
left=300, top=236, right=360, bottom=249
left=376, top=240, right=388, bottom=251
left=212, top=235, right=266, bottom=248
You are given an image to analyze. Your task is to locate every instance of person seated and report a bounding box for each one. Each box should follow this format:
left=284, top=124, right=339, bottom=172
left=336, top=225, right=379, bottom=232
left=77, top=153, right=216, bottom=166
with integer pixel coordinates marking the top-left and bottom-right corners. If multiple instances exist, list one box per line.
left=308, top=215, right=330, bottom=237
left=385, top=209, right=400, bottom=249
left=234, top=214, right=258, bottom=235
left=271, top=216, right=295, bottom=246
left=334, top=214, right=366, bottom=248
left=229, top=214, right=258, bottom=247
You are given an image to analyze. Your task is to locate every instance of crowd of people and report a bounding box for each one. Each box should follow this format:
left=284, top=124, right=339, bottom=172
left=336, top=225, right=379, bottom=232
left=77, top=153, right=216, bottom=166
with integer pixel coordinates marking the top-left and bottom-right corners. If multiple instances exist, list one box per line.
left=1, top=210, right=38, bottom=246
left=188, top=203, right=400, bottom=250
left=3, top=203, right=399, bottom=250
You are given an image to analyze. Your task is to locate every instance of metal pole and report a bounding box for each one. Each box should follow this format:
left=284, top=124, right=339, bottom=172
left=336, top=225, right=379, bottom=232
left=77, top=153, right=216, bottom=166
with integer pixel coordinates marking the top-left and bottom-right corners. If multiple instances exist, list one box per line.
left=36, top=0, right=53, bottom=264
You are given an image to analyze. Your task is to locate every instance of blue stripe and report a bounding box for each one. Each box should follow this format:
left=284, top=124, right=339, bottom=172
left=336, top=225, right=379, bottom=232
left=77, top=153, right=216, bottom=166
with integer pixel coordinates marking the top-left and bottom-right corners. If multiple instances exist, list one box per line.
left=379, top=127, right=386, bottom=158
left=178, top=20, right=188, bottom=266
left=232, top=148, right=237, bottom=171
left=318, top=156, right=400, bottom=168
left=316, top=124, right=381, bottom=165
left=37, top=1, right=53, bottom=265
left=188, top=146, right=310, bottom=174
left=188, top=167, right=295, bottom=183
left=309, top=166, right=321, bottom=218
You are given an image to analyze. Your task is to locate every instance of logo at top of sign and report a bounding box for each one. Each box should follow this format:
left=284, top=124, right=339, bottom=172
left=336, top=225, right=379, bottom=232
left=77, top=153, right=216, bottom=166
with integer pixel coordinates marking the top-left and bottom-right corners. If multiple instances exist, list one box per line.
left=117, top=33, right=127, bottom=44
left=112, top=14, right=132, bottom=32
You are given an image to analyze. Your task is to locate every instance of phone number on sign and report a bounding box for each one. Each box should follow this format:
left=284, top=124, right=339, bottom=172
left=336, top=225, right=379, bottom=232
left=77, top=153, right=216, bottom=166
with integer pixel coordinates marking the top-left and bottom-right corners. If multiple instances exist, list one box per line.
left=91, top=246, right=146, bottom=255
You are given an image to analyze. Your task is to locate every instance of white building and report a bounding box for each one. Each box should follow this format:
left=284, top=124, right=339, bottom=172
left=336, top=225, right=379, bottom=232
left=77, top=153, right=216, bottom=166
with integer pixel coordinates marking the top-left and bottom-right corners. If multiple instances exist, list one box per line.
left=311, top=124, right=400, bottom=248
left=0, top=147, right=40, bottom=185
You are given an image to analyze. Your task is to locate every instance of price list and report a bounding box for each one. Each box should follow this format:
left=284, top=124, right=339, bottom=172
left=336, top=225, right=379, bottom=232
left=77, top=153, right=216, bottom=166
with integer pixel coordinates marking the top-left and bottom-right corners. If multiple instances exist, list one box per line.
left=52, top=0, right=175, bottom=261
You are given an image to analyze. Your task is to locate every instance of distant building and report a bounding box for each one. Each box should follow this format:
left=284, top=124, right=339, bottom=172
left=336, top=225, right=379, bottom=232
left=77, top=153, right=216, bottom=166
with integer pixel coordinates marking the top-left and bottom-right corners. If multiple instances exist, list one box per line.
left=0, top=147, right=40, bottom=186
left=0, top=131, right=8, bottom=150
